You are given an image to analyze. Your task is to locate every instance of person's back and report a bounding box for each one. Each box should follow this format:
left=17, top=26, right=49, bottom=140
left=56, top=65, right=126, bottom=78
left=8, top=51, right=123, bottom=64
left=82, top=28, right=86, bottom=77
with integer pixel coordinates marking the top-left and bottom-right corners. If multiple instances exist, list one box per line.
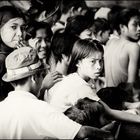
left=104, top=8, right=140, bottom=87
left=0, top=89, right=85, bottom=139
left=105, top=39, right=128, bottom=87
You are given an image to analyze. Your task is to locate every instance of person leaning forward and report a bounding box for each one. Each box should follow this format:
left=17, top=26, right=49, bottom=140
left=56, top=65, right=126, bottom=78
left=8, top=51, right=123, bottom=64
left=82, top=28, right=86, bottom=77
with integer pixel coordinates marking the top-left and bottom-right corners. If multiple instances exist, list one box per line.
left=0, top=47, right=113, bottom=139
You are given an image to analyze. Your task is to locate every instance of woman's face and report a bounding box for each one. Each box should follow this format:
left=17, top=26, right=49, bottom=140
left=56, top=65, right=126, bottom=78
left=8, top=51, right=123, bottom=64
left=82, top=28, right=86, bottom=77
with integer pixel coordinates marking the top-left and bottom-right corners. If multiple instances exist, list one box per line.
left=0, top=17, right=25, bottom=48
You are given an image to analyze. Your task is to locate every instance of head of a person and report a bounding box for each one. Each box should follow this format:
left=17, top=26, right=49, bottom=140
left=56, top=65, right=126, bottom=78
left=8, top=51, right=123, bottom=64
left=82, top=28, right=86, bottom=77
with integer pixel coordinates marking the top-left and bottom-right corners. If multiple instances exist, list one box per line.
left=107, top=6, right=124, bottom=35
left=0, top=6, right=26, bottom=48
left=65, top=15, right=93, bottom=39
left=68, top=39, right=104, bottom=81
left=2, top=47, right=47, bottom=97
left=26, top=21, right=53, bottom=60
left=65, top=97, right=108, bottom=127
left=90, top=18, right=111, bottom=44
left=118, top=8, right=140, bottom=41
left=97, top=87, right=127, bottom=110
left=118, top=82, right=140, bottom=102
left=60, top=0, right=88, bottom=16
left=50, top=31, right=79, bottom=71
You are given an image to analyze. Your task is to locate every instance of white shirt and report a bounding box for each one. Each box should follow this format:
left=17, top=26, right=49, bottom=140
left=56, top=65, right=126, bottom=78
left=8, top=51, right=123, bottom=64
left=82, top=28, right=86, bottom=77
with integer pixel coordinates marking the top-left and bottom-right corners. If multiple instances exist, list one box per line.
left=0, top=90, right=81, bottom=139
left=46, top=73, right=100, bottom=112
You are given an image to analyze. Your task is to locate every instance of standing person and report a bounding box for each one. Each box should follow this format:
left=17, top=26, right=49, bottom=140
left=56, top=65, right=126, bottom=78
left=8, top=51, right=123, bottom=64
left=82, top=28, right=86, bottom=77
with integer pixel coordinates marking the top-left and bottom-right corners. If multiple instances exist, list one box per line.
left=52, top=0, right=88, bottom=33
left=104, top=8, right=140, bottom=87
left=0, top=46, right=113, bottom=139
left=0, top=6, right=26, bottom=101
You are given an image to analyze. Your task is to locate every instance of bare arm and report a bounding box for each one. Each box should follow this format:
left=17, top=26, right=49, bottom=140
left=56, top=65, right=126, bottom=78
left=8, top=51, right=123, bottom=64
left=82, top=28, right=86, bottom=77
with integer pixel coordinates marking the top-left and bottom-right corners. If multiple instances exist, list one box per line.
left=99, top=100, right=140, bottom=123
left=127, top=43, right=140, bottom=83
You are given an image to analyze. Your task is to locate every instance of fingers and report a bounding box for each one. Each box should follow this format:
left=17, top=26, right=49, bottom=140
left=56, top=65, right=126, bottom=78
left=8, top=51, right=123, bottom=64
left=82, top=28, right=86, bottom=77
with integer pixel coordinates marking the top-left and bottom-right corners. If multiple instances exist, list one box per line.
left=54, top=78, right=63, bottom=84
left=92, top=127, right=113, bottom=139
left=51, top=71, right=63, bottom=80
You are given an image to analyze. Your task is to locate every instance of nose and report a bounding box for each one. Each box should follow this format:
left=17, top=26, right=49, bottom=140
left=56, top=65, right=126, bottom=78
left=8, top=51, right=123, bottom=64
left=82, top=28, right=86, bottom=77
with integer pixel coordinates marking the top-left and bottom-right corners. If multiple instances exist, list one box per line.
left=16, top=27, right=22, bottom=38
left=41, top=39, right=46, bottom=48
left=96, top=61, right=102, bottom=70
left=137, top=25, right=140, bottom=31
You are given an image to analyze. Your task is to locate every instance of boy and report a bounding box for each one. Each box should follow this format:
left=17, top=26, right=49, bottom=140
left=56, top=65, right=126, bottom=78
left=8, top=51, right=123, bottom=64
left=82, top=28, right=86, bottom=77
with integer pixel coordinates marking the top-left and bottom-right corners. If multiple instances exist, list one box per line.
left=104, top=8, right=140, bottom=87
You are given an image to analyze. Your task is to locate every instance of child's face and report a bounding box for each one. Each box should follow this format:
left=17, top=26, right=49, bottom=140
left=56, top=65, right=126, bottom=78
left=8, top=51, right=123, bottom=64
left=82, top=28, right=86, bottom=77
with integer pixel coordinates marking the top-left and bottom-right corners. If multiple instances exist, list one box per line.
left=77, top=51, right=103, bottom=81
left=124, top=16, right=140, bottom=41
left=0, top=18, right=25, bottom=48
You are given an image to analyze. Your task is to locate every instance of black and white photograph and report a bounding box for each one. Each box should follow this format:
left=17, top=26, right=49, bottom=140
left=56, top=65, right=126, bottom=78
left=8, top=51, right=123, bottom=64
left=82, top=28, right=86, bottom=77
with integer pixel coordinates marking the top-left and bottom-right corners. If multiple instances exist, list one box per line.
left=0, top=0, right=140, bottom=139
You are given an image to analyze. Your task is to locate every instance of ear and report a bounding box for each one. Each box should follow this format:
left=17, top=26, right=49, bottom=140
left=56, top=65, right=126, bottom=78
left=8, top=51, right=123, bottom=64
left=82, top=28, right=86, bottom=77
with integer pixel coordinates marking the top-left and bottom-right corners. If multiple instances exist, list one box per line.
left=69, top=6, right=74, bottom=16
left=76, top=60, right=81, bottom=68
left=31, top=75, right=37, bottom=84
left=77, top=7, right=82, bottom=13
left=62, top=54, right=70, bottom=64
left=119, top=24, right=126, bottom=32
left=97, top=30, right=103, bottom=37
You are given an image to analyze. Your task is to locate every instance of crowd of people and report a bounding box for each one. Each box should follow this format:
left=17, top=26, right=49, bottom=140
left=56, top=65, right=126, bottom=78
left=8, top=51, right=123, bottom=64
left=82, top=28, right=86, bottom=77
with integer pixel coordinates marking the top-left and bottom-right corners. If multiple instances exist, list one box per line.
left=0, top=0, right=140, bottom=139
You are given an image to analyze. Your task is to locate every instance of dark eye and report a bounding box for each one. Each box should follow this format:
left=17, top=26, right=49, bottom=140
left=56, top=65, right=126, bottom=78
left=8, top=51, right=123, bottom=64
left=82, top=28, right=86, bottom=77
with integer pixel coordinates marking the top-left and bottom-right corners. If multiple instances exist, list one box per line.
left=11, top=26, right=17, bottom=30
left=38, top=39, right=42, bottom=43
left=21, top=26, right=26, bottom=31
left=99, top=59, right=104, bottom=64
left=91, top=60, right=96, bottom=64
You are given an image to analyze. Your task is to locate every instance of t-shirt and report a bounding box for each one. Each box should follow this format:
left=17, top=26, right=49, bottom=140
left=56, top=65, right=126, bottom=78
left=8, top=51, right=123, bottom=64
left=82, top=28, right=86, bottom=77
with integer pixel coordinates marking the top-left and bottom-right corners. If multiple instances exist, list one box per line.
left=45, top=73, right=100, bottom=112
left=0, top=90, right=81, bottom=139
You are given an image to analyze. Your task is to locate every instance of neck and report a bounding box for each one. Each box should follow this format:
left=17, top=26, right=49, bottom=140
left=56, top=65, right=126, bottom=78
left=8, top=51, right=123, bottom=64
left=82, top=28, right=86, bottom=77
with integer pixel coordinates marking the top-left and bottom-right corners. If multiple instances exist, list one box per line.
left=14, top=85, right=31, bottom=93
left=77, top=70, right=90, bottom=82
left=55, top=61, right=68, bottom=75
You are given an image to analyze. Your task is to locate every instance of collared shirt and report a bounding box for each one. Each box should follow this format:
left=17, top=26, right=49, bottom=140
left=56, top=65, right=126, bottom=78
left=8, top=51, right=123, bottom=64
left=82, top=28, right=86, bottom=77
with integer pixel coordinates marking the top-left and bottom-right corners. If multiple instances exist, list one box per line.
left=46, top=73, right=100, bottom=112
left=0, top=90, right=81, bottom=139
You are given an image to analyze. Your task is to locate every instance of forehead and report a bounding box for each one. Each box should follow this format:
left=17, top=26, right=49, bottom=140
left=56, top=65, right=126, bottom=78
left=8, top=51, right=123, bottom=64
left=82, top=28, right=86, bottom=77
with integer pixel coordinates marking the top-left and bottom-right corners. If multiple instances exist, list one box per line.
left=36, top=28, right=47, bottom=37
left=86, top=51, right=103, bottom=59
left=4, top=18, right=25, bottom=25
left=129, top=16, right=140, bottom=23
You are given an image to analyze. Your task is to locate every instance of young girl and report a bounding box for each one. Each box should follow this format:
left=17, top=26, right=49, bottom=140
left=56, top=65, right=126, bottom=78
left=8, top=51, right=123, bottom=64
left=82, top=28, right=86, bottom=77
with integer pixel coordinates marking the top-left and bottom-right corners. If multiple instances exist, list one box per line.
left=46, top=39, right=140, bottom=124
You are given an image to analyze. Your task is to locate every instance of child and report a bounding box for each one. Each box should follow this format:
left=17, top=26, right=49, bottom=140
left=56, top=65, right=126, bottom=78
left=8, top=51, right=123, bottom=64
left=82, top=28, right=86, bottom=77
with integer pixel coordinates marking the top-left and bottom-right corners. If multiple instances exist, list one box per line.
left=42, top=32, right=79, bottom=100
left=46, top=38, right=140, bottom=125
left=104, top=8, right=140, bottom=87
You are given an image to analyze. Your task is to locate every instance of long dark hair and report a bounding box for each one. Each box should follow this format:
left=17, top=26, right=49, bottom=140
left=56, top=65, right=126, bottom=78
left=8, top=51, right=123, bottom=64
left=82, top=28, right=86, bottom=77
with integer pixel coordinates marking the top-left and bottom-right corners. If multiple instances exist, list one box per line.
left=67, top=39, right=104, bottom=74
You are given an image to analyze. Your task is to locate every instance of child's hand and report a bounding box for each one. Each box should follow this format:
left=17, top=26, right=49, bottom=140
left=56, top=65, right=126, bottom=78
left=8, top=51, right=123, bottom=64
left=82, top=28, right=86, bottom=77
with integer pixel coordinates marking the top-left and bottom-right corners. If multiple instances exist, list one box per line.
left=42, top=71, right=63, bottom=90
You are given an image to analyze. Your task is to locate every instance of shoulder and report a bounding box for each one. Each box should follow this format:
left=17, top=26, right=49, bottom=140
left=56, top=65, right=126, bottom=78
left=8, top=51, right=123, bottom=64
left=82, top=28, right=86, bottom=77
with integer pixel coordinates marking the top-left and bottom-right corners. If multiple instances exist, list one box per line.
left=125, top=42, right=140, bottom=56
